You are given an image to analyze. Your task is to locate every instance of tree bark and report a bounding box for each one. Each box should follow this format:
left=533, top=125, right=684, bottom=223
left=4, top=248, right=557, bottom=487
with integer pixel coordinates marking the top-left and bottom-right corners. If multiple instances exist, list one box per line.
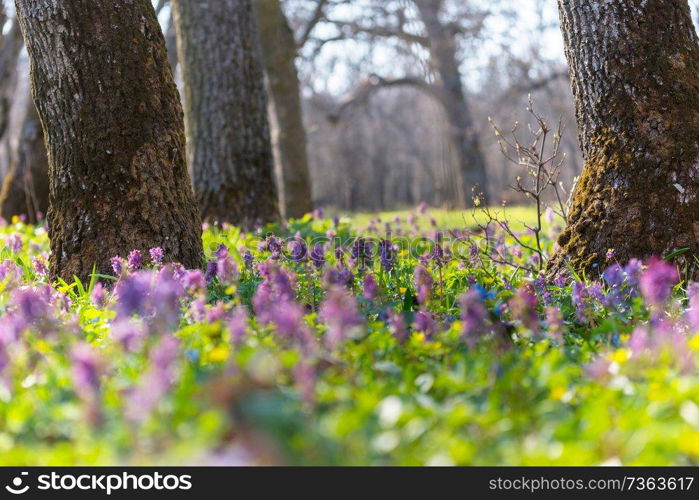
left=256, top=0, right=314, bottom=219
left=0, top=97, right=48, bottom=223
left=415, top=0, right=489, bottom=206
left=549, top=0, right=699, bottom=277
left=15, top=0, right=203, bottom=281
left=172, top=0, right=279, bottom=227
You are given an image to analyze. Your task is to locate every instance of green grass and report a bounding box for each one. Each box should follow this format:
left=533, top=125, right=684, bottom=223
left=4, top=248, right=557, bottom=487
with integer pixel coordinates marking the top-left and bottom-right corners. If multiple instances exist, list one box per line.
left=343, top=205, right=550, bottom=232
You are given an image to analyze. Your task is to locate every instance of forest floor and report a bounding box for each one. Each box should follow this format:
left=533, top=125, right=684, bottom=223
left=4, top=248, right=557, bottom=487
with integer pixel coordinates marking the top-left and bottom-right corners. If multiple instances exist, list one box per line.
left=0, top=205, right=696, bottom=465
left=343, top=205, right=542, bottom=232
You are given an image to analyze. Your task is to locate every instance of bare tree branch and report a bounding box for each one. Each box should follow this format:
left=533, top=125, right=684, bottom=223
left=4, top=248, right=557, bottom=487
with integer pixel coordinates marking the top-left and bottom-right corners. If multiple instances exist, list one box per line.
left=328, top=74, right=443, bottom=122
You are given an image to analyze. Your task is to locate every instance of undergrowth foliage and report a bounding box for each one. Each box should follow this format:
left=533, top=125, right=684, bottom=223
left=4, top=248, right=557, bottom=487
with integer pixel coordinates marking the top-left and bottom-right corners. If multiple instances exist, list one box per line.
left=0, top=206, right=697, bottom=465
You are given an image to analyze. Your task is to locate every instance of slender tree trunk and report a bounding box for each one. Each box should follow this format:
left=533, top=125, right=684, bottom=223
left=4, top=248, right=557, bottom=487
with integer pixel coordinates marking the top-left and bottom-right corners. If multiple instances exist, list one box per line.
left=256, top=0, right=313, bottom=219
left=15, top=0, right=203, bottom=281
left=415, top=0, right=489, bottom=206
left=164, top=11, right=179, bottom=76
left=172, top=0, right=279, bottom=227
left=0, top=19, right=23, bottom=140
left=549, top=0, right=699, bottom=278
left=0, top=97, right=48, bottom=223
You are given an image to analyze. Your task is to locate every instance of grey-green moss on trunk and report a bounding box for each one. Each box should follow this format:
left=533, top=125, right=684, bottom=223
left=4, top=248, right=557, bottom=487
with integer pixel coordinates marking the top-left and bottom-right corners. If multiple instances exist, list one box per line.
left=15, top=0, right=203, bottom=281
left=173, top=0, right=279, bottom=228
left=549, top=0, right=699, bottom=278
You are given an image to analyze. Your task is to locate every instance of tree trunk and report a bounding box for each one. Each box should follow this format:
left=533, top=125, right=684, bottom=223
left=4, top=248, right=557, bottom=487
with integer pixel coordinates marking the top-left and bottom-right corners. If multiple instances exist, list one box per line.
left=0, top=97, right=48, bottom=223
left=549, top=0, right=699, bottom=277
left=0, top=19, right=23, bottom=140
left=256, top=0, right=314, bottom=219
left=164, top=11, right=179, bottom=76
left=172, top=0, right=279, bottom=227
left=15, top=0, right=203, bottom=281
left=415, top=0, right=489, bottom=206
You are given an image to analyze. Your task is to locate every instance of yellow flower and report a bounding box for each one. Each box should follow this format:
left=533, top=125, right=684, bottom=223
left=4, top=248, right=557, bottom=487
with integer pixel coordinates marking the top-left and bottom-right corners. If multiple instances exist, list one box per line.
left=608, top=349, right=629, bottom=364
left=412, top=332, right=426, bottom=343
left=688, top=334, right=699, bottom=352
left=206, top=346, right=229, bottom=363
left=550, top=386, right=567, bottom=401
left=679, top=431, right=699, bottom=457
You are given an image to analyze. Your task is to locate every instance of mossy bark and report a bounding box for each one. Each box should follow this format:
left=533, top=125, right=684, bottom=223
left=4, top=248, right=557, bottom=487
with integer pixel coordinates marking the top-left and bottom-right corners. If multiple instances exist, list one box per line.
left=549, top=0, right=699, bottom=278
left=172, top=0, right=279, bottom=228
left=15, top=0, right=203, bottom=281
left=256, top=0, right=314, bottom=219
left=0, top=98, right=48, bottom=223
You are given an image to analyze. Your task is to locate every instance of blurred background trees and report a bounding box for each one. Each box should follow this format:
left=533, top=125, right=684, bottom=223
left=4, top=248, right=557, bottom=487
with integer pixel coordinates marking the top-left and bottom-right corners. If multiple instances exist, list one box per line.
left=1, top=0, right=697, bottom=219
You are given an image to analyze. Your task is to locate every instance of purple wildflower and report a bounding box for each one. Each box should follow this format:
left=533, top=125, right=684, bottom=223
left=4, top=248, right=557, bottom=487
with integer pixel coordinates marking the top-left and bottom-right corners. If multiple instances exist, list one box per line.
left=188, top=298, right=207, bottom=322
left=572, top=281, right=590, bottom=323
left=687, top=282, right=699, bottom=331
left=206, top=302, right=226, bottom=323
left=111, top=256, right=125, bottom=276
left=363, top=273, right=378, bottom=300
left=319, top=287, right=363, bottom=348
left=182, top=269, right=206, bottom=292
left=310, top=244, right=326, bottom=269
left=414, top=265, right=433, bottom=305
left=216, top=254, right=238, bottom=285
left=585, top=357, right=611, bottom=381
left=459, top=289, right=488, bottom=346
left=32, top=257, right=48, bottom=277
left=228, top=307, right=248, bottom=345
left=215, top=244, right=229, bottom=260
left=605, top=248, right=615, bottom=262
left=265, top=235, right=283, bottom=260
left=150, top=270, right=185, bottom=326
left=90, top=283, right=107, bottom=307
left=13, top=288, right=48, bottom=325
left=243, top=250, right=254, bottom=269
left=70, top=343, right=102, bottom=399
left=414, top=310, right=435, bottom=339
left=288, top=237, right=308, bottom=263
left=639, top=258, right=678, bottom=306
left=378, top=239, right=396, bottom=272
left=6, top=233, right=22, bottom=253
left=149, top=247, right=164, bottom=266
left=323, top=266, right=353, bottom=289
left=115, top=272, right=152, bottom=318
left=386, top=309, right=407, bottom=343
left=111, top=319, right=147, bottom=352
left=545, top=306, right=564, bottom=341
left=205, top=261, right=218, bottom=282
left=509, top=283, right=540, bottom=334
left=628, top=326, right=649, bottom=355
left=351, top=237, right=373, bottom=270
left=127, top=250, right=143, bottom=271
left=127, top=335, right=179, bottom=422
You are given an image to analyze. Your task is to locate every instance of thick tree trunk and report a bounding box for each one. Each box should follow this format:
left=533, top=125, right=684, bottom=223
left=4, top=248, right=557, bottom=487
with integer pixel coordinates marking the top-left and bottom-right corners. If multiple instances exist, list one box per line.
left=172, top=0, right=279, bottom=227
left=15, top=0, right=203, bottom=281
left=415, top=0, right=489, bottom=206
left=0, top=19, right=23, bottom=140
left=256, top=0, right=313, bottom=219
left=549, top=0, right=699, bottom=277
left=0, top=97, right=48, bottom=223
